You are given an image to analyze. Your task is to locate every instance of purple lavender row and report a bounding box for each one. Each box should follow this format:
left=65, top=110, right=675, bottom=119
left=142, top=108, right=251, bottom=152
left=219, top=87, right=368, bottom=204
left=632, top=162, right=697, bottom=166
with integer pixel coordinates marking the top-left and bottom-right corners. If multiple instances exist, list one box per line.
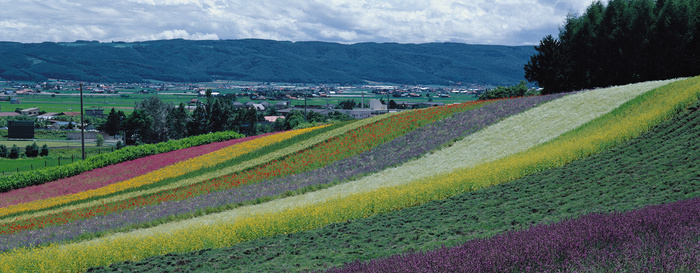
left=0, top=94, right=568, bottom=252
left=329, top=197, right=700, bottom=273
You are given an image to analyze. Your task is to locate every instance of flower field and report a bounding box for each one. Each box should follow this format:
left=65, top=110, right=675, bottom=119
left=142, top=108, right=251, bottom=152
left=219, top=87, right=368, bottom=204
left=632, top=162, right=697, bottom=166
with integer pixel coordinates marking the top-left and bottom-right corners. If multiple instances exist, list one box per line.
left=1, top=76, right=699, bottom=272
left=0, top=132, right=278, bottom=208
left=0, top=93, right=564, bottom=250
left=0, top=127, right=319, bottom=218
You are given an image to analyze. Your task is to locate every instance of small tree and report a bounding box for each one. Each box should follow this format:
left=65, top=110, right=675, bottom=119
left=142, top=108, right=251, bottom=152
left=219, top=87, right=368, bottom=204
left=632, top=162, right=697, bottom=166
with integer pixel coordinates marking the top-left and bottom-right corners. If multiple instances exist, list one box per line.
left=25, top=142, right=39, bottom=157
left=0, top=144, right=7, bottom=158
left=95, top=134, right=104, bottom=146
left=8, top=145, right=20, bottom=159
left=39, top=144, right=49, bottom=157
left=338, top=99, right=357, bottom=110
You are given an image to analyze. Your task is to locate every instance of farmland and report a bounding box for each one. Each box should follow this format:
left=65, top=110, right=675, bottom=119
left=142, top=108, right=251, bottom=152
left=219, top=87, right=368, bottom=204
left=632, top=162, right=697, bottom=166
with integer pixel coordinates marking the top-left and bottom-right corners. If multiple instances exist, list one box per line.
left=0, top=76, right=698, bottom=272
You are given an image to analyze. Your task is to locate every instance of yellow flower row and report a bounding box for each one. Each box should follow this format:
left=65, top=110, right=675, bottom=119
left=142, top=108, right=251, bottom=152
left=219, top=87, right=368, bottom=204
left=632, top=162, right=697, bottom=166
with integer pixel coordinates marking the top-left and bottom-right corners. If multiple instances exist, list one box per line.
left=0, top=127, right=321, bottom=219
left=2, top=77, right=697, bottom=272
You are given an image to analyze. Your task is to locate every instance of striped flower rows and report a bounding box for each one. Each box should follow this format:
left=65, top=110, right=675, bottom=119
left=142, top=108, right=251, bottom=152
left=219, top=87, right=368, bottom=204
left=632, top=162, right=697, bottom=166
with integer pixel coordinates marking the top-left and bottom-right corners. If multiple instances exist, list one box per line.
left=0, top=94, right=565, bottom=250
left=0, top=132, right=279, bottom=208
left=1, top=77, right=691, bottom=272
left=0, top=127, right=321, bottom=219
left=0, top=99, right=489, bottom=237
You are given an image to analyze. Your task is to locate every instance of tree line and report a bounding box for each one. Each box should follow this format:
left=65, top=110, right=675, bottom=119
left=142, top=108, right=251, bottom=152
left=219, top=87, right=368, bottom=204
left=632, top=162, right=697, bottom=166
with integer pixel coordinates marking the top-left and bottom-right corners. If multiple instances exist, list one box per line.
left=525, top=0, right=700, bottom=93
left=103, top=92, right=355, bottom=145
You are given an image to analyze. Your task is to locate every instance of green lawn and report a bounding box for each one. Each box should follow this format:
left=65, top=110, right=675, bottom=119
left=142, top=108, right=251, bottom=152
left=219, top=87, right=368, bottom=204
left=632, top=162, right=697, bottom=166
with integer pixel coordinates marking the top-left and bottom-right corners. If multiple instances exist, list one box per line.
left=0, top=93, right=196, bottom=114
left=1, top=92, right=477, bottom=115
left=0, top=141, right=118, bottom=174
left=0, top=140, right=102, bottom=148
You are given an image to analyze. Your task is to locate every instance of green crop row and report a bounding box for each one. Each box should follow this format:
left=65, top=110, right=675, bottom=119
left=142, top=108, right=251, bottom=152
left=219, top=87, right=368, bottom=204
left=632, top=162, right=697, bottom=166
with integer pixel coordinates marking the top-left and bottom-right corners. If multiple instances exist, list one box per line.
left=0, top=131, right=245, bottom=193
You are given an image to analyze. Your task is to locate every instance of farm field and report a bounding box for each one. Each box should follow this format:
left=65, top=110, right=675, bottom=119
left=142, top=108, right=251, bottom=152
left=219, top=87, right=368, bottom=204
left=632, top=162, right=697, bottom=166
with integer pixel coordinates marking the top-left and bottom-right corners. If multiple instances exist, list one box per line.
left=0, top=77, right=698, bottom=272
left=0, top=85, right=477, bottom=115
left=0, top=93, right=194, bottom=114
left=91, top=96, right=700, bottom=272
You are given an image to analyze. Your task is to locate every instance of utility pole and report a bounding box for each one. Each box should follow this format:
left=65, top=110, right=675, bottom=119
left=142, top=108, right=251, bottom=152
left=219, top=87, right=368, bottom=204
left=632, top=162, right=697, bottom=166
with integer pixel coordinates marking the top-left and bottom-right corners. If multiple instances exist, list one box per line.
left=387, top=92, right=390, bottom=114
left=79, top=83, right=86, bottom=160
left=304, top=92, right=308, bottom=122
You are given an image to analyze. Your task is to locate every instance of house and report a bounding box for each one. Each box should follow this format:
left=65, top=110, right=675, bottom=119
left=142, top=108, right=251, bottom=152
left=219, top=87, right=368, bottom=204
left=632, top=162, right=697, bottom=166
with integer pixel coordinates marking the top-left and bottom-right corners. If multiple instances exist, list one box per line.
left=252, top=103, right=265, bottom=111
left=61, top=112, right=81, bottom=117
left=369, top=99, right=387, bottom=111
left=85, top=109, right=105, bottom=118
left=232, top=101, right=244, bottom=108
left=37, top=112, right=61, bottom=120
left=263, top=116, right=285, bottom=123
left=10, top=98, right=20, bottom=104
left=49, top=121, right=71, bottom=130
left=0, top=112, right=20, bottom=117
left=275, top=101, right=289, bottom=109
left=20, top=107, right=40, bottom=116
left=346, top=110, right=373, bottom=119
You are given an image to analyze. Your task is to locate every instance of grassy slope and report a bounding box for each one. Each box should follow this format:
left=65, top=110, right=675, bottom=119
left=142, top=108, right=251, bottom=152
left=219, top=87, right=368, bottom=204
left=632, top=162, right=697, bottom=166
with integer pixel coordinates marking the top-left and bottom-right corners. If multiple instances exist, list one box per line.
left=89, top=99, right=700, bottom=272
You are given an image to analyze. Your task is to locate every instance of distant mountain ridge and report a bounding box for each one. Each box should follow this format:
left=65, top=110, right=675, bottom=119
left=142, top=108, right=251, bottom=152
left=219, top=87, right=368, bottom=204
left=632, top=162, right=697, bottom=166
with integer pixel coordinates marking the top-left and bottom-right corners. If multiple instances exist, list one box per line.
left=0, top=39, right=534, bottom=85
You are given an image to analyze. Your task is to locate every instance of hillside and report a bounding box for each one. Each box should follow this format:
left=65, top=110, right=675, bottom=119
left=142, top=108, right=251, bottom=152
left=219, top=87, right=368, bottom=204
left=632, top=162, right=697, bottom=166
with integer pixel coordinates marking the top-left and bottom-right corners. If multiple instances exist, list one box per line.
left=98, top=86, right=700, bottom=272
left=0, top=77, right=698, bottom=272
left=0, top=39, right=534, bottom=85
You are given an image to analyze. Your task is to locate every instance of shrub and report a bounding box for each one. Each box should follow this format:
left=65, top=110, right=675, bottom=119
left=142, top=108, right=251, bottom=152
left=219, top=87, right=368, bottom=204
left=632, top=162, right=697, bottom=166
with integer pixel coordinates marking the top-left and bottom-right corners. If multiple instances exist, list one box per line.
left=8, top=145, right=19, bottom=159
left=24, top=143, right=39, bottom=158
left=95, top=134, right=104, bottom=147
left=0, top=144, right=7, bottom=158
left=39, top=144, right=49, bottom=157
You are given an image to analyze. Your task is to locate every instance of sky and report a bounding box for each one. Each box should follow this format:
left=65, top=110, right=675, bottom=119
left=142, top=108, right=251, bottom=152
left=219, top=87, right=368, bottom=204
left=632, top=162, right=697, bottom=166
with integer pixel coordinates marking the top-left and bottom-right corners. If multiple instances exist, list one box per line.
left=0, top=0, right=602, bottom=45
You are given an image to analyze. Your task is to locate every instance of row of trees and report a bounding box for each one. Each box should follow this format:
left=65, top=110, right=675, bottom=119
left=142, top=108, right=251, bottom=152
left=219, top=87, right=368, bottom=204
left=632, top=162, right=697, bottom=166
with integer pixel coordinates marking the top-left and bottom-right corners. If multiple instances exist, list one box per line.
left=525, top=0, right=700, bottom=93
left=104, top=93, right=356, bottom=145
left=0, top=143, right=49, bottom=159
left=478, top=81, right=540, bottom=100
left=103, top=95, right=265, bottom=144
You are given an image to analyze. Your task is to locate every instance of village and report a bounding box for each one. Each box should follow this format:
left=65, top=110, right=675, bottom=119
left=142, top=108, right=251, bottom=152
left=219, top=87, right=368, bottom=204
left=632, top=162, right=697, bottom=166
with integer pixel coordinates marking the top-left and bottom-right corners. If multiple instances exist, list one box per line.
left=0, top=79, right=487, bottom=123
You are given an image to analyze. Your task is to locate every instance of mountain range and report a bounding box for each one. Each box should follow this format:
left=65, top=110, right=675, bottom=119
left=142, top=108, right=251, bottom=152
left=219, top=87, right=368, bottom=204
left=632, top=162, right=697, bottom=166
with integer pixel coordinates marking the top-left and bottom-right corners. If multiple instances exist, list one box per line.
left=0, top=39, right=535, bottom=85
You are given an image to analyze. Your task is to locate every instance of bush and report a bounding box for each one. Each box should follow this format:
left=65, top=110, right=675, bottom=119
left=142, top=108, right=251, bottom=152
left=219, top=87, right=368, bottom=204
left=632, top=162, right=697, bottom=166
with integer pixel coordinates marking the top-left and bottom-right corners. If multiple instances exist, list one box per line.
left=96, top=134, right=104, bottom=147
left=0, top=144, right=7, bottom=158
left=40, top=144, right=49, bottom=157
left=25, top=142, right=39, bottom=158
left=116, top=140, right=124, bottom=150
left=8, top=145, right=20, bottom=159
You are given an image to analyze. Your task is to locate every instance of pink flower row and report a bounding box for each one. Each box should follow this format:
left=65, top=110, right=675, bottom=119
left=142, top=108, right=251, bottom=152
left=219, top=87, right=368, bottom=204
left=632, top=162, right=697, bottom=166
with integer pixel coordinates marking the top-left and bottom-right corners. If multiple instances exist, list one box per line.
left=0, top=132, right=279, bottom=208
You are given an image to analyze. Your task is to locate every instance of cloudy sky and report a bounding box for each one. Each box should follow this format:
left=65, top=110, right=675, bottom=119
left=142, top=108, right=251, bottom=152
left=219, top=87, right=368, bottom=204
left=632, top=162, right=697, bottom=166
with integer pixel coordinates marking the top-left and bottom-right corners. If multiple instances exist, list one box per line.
left=0, top=0, right=601, bottom=45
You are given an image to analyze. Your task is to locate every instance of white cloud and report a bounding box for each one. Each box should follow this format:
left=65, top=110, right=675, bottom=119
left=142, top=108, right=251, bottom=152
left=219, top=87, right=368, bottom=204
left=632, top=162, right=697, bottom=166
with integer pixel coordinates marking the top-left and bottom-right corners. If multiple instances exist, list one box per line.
left=137, top=29, right=219, bottom=41
left=0, top=0, right=601, bottom=45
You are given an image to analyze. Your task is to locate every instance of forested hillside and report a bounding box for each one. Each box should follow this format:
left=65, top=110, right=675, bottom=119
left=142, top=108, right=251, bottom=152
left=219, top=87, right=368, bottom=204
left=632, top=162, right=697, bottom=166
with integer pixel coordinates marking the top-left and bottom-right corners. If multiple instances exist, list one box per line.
left=525, top=0, right=700, bottom=93
left=0, top=40, right=534, bottom=85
